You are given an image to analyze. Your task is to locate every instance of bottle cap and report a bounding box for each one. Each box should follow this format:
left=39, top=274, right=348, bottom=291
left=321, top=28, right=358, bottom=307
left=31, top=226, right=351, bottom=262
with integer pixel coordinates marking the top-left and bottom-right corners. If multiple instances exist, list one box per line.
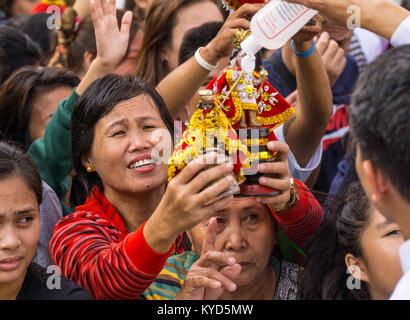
left=240, top=34, right=263, bottom=56
left=241, top=54, right=256, bottom=74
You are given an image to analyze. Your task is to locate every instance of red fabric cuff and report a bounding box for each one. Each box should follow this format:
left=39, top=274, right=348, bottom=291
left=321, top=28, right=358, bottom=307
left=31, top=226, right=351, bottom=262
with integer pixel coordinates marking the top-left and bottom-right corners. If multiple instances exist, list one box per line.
left=270, top=179, right=311, bottom=225
left=125, top=222, right=175, bottom=274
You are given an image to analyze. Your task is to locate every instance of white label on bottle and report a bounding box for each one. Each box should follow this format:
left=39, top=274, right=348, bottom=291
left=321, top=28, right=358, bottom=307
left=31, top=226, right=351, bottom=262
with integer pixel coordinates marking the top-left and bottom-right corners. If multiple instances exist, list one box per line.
left=255, top=2, right=311, bottom=39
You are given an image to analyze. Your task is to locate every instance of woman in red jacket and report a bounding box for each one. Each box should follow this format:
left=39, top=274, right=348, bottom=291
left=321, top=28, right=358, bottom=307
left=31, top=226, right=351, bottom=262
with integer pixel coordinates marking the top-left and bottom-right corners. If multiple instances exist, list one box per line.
left=49, top=0, right=322, bottom=300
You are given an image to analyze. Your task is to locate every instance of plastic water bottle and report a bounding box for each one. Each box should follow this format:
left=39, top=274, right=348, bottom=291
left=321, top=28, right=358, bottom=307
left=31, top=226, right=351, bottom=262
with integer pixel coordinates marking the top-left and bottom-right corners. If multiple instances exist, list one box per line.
left=241, top=0, right=317, bottom=73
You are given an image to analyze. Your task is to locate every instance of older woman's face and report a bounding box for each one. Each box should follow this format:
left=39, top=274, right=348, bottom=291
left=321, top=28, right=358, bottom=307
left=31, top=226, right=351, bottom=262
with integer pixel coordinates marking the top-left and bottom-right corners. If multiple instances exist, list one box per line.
left=189, top=198, right=276, bottom=287
left=163, top=0, right=224, bottom=73
left=0, top=175, right=40, bottom=291
left=85, top=95, right=172, bottom=196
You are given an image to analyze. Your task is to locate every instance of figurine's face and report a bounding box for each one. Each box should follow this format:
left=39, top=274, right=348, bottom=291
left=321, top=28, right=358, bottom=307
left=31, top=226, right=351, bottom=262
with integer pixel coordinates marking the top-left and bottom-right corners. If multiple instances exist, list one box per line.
left=181, top=57, right=230, bottom=122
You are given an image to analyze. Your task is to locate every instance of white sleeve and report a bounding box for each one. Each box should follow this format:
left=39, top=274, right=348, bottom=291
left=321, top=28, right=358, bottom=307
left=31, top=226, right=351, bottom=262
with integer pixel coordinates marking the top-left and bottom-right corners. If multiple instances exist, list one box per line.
left=390, top=272, right=410, bottom=299
left=273, top=124, right=323, bottom=183
left=390, top=240, right=410, bottom=299
left=391, top=15, right=410, bottom=47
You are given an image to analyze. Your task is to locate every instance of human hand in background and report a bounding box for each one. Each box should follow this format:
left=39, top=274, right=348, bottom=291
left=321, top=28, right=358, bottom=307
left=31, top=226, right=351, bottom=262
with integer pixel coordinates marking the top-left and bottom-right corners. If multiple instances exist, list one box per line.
left=315, top=31, right=347, bottom=87
left=91, top=0, right=132, bottom=71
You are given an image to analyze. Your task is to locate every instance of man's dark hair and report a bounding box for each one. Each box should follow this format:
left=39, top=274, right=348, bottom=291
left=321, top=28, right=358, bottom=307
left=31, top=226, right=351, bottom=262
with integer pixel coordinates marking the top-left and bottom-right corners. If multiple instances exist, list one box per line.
left=178, top=20, right=264, bottom=71
left=178, top=21, right=223, bottom=65
left=349, top=45, right=410, bottom=203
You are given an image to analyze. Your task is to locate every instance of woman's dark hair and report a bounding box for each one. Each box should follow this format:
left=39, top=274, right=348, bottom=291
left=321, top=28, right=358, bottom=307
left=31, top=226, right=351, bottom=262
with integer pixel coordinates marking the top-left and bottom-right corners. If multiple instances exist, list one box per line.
left=298, top=182, right=371, bottom=300
left=71, top=74, right=174, bottom=201
left=0, top=24, right=41, bottom=84
left=5, top=13, right=55, bottom=62
left=0, top=48, right=8, bottom=84
left=0, top=66, right=80, bottom=148
left=22, top=13, right=56, bottom=65
left=0, top=141, right=43, bottom=205
left=135, top=0, right=220, bottom=86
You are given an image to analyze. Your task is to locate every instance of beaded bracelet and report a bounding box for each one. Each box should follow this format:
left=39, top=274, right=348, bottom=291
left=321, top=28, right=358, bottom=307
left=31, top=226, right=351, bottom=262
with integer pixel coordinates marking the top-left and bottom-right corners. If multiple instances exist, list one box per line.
left=291, top=39, right=316, bottom=58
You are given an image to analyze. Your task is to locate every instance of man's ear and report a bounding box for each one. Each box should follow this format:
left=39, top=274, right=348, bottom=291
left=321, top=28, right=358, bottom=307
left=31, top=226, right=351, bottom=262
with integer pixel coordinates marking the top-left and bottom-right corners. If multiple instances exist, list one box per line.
left=345, top=253, right=370, bottom=283
left=83, top=51, right=96, bottom=70
left=362, top=159, right=389, bottom=203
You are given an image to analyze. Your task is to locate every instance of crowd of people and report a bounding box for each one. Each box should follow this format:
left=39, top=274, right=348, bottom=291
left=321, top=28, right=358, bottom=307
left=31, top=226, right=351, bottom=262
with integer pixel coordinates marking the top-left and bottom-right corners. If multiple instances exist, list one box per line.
left=0, top=0, right=408, bottom=301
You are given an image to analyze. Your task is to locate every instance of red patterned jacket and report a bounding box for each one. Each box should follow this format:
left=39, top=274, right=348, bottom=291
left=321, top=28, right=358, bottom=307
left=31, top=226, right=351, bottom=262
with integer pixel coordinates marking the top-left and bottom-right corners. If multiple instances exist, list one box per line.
left=50, top=181, right=321, bottom=300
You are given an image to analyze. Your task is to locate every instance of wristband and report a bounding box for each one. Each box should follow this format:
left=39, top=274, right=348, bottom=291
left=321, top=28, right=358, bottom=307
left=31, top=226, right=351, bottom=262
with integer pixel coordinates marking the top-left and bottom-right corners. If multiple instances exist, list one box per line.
left=291, top=39, right=315, bottom=58
left=195, top=47, right=219, bottom=72
left=268, top=178, right=299, bottom=213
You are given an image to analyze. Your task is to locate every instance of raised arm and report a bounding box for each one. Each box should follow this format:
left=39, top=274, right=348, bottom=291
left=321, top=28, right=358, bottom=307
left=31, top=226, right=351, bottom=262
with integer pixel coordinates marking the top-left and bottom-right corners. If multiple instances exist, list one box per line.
left=280, top=28, right=333, bottom=168
left=156, top=3, right=264, bottom=116
left=284, top=0, right=409, bottom=42
left=76, top=0, right=132, bottom=95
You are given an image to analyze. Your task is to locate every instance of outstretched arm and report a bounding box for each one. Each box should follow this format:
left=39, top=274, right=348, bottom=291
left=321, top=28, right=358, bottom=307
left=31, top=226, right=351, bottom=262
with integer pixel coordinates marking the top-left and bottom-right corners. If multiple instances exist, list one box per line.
left=284, top=0, right=409, bottom=42
left=281, top=28, right=333, bottom=168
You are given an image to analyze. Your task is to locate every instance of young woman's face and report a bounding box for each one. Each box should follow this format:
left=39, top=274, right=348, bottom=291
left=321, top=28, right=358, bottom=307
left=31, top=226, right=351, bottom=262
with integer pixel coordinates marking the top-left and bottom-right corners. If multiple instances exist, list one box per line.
left=10, top=0, right=41, bottom=16
left=0, top=175, right=40, bottom=288
left=86, top=95, right=172, bottom=196
left=163, top=1, right=224, bottom=73
left=189, top=198, right=276, bottom=287
left=359, top=206, right=404, bottom=299
left=28, top=86, right=73, bottom=143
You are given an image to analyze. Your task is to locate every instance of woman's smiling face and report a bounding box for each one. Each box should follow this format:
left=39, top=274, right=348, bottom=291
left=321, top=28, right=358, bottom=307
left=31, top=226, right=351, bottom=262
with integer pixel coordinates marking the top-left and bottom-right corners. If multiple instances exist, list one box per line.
left=84, top=94, right=172, bottom=195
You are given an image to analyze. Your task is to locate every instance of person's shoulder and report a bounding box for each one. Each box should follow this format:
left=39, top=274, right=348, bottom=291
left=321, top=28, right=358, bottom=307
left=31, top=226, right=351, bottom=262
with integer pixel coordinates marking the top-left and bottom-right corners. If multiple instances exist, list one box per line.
left=274, top=259, right=300, bottom=300
left=49, top=273, right=93, bottom=300
left=143, top=252, right=199, bottom=300
left=17, top=263, right=93, bottom=300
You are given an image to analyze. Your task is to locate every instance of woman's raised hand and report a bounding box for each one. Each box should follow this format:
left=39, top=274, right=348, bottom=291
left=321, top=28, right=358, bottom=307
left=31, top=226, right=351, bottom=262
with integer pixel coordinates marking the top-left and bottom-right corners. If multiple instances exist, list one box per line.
left=90, top=0, right=132, bottom=70
left=144, top=152, right=236, bottom=253
left=76, top=0, right=133, bottom=95
left=176, top=218, right=241, bottom=300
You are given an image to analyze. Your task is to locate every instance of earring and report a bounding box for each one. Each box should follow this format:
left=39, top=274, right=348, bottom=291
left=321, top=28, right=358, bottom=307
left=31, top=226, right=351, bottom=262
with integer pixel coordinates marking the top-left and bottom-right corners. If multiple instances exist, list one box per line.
left=86, top=166, right=93, bottom=173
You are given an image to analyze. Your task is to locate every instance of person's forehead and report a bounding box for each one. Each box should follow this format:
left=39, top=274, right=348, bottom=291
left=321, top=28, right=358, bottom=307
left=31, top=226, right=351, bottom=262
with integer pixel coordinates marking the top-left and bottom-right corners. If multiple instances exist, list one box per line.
left=220, top=197, right=268, bottom=213
left=107, top=95, right=160, bottom=118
